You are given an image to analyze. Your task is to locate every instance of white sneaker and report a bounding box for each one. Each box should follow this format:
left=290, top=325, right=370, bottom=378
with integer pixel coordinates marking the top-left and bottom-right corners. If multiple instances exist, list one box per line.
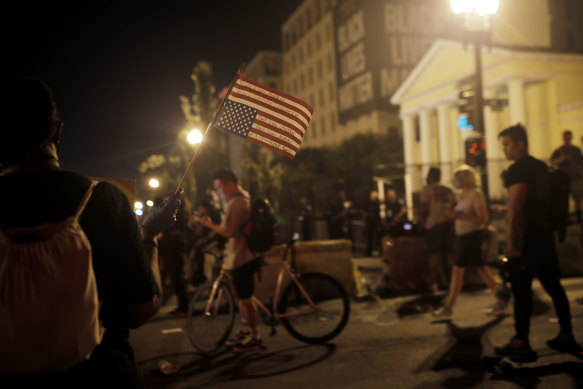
left=432, top=307, right=453, bottom=321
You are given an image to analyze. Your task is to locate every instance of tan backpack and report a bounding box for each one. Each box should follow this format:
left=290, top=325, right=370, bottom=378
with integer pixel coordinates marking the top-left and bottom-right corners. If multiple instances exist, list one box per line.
left=0, top=181, right=103, bottom=375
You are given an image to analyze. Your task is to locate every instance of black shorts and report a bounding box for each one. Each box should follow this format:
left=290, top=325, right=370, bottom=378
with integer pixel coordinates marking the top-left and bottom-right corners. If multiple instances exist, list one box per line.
left=230, top=258, right=261, bottom=299
left=424, top=222, right=454, bottom=254
left=455, top=230, right=486, bottom=267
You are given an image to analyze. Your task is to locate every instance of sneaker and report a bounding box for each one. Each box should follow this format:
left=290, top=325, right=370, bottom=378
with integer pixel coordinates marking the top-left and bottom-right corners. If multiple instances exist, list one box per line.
left=547, top=334, right=583, bottom=357
left=494, top=337, right=534, bottom=358
left=233, top=335, right=263, bottom=353
left=486, top=301, right=510, bottom=316
left=225, top=331, right=250, bottom=347
left=432, top=307, right=453, bottom=321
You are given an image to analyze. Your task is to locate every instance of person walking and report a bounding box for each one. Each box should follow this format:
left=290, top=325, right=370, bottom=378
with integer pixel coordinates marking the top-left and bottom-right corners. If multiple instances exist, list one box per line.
left=419, top=167, right=456, bottom=292
left=495, top=124, right=581, bottom=357
left=432, top=166, right=508, bottom=320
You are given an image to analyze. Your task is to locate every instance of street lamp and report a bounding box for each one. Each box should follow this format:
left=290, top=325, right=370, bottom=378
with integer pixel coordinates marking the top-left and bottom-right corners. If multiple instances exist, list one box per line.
left=450, top=0, right=498, bottom=135
left=149, top=178, right=160, bottom=189
left=187, top=128, right=203, bottom=145
left=451, top=0, right=498, bottom=199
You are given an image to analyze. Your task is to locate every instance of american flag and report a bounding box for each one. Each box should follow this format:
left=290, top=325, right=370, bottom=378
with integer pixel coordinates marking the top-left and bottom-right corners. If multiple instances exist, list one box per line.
left=214, top=74, right=313, bottom=159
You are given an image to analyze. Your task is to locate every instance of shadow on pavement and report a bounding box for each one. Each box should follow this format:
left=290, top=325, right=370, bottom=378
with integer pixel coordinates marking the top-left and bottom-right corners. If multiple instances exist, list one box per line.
left=412, top=316, right=505, bottom=389
left=139, top=344, right=336, bottom=388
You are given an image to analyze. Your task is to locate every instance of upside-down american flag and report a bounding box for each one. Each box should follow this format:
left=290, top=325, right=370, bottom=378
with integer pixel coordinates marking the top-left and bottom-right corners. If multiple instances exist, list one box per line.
left=214, top=74, right=313, bottom=159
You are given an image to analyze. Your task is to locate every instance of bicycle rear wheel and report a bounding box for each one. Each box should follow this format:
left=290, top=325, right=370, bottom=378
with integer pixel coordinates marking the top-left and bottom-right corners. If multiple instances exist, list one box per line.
left=187, top=280, right=235, bottom=353
left=279, top=272, right=350, bottom=344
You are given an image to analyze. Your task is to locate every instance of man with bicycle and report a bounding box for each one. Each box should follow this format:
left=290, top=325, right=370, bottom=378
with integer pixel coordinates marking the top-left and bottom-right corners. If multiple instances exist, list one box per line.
left=196, top=169, right=262, bottom=352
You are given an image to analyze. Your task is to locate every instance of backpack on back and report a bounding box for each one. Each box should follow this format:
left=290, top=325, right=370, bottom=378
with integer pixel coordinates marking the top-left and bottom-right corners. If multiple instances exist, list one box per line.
left=0, top=181, right=103, bottom=375
left=241, top=197, right=277, bottom=254
left=533, top=167, right=570, bottom=242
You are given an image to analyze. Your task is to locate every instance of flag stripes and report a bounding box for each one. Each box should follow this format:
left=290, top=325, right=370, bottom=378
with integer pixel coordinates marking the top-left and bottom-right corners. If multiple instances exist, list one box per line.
left=215, top=73, right=313, bottom=159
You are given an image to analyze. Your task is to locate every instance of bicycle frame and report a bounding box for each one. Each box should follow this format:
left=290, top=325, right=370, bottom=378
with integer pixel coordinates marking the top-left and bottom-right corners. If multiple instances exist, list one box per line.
left=205, top=246, right=318, bottom=321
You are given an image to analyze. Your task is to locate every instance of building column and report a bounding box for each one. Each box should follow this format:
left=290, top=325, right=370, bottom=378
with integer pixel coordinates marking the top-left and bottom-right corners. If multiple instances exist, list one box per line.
left=484, top=88, right=505, bottom=201
left=419, top=108, right=434, bottom=180
left=402, top=114, right=417, bottom=220
left=437, top=103, right=453, bottom=185
left=508, top=78, right=527, bottom=125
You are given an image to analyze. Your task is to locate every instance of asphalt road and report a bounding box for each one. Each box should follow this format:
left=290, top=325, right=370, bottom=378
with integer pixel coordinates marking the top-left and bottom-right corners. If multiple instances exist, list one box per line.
left=130, top=260, right=583, bottom=389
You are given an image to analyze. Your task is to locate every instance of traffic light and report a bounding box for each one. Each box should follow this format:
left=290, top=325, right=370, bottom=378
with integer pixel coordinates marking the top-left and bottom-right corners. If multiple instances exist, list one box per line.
left=465, top=136, right=486, bottom=167
left=458, top=88, right=476, bottom=130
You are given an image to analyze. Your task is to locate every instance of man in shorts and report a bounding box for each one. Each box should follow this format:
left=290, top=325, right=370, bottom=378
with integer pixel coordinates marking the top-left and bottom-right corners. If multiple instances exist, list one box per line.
left=420, top=167, right=456, bottom=292
left=196, top=169, right=262, bottom=352
left=551, top=129, right=583, bottom=222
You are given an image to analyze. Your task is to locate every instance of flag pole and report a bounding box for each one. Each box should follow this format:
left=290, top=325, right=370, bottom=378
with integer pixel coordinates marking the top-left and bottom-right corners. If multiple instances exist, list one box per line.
left=176, top=63, right=245, bottom=192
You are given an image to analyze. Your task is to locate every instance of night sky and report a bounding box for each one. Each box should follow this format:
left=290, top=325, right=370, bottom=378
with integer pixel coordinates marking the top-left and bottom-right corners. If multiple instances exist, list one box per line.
left=2, top=0, right=303, bottom=178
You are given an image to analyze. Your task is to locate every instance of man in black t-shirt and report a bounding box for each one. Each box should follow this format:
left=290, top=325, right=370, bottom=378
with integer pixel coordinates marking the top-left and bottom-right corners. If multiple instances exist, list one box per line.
left=495, top=124, right=580, bottom=358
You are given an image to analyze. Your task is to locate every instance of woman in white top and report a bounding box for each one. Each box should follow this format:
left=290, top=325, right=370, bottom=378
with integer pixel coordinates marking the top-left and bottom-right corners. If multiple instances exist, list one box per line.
left=433, top=166, right=508, bottom=320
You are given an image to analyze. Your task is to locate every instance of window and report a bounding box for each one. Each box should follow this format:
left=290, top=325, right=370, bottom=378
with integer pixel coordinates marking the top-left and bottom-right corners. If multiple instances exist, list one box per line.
left=326, top=22, right=332, bottom=42
left=293, top=79, right=298, bottom=95
left=327, top=52, right=333, bottom=72
left=320, top=117, right=327, bottom=135
left=308, top=67, right=314, bottom=84
left=292, top=53, right=297, bottom=69
left=317, top=60, right=323, bottom=79
left=310, top=93, right=315, bottom=107
left=316, top=31, right=322, bottom=50
left=329, top=82, right=335, bottom=102
left=300, top=73, right=306, bottom=91
left=311, top=120, right=318, bottom=139
left=299, top=46, right=305, bottom=65
left=319, top=88, right=325, bottom=106
left=330, top=112, right=336, bottom=132
left=307, top=39, right=313, bottom=57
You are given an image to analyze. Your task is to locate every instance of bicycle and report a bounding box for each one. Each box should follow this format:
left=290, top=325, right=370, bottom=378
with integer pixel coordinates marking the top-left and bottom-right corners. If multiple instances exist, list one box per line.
left=186, top=235, right=351, bottom=354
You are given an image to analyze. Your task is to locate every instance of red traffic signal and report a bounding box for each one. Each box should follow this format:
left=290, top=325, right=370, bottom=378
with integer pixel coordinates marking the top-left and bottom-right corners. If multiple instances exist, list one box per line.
left=465, top=137, right=486, bottom=167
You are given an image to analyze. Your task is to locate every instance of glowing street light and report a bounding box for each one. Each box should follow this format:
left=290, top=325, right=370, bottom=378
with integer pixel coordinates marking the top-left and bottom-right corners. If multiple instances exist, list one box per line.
left=146, top=200, right=154, bottom=207
left=187, top=129, right=203, bottom=145
left=134, top=201, right=143, bottom=210
left=475, top=0, right=499, bottom=16
left=149, top=178, right=160, bottom=188
left=450, top=0, right=498, bottom=16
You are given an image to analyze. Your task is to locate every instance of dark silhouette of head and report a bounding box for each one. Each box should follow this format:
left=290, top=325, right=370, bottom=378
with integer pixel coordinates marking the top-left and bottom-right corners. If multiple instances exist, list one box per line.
left=0, top=78, right=62, bottom=168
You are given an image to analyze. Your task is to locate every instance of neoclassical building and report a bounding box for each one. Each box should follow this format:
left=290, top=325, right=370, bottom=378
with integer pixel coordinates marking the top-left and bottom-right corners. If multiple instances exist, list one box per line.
left=391, top=39, right=583, bottom=215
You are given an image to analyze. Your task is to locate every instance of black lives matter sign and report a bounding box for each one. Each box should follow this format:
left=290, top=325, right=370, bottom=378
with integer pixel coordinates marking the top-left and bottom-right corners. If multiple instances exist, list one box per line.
left=334, top=0, right=458, bottom=124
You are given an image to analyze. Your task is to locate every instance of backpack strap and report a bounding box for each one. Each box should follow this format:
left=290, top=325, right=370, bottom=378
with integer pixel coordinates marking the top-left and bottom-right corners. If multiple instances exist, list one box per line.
left=231, top=192, right=252, bottom=238
left=73, top=181, right=98, bottom=222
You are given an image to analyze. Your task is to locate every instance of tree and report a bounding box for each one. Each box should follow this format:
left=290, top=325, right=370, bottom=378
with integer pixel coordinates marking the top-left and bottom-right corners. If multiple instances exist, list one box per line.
left=239, top=141, right=283, bottom=210
left=179, top=61, right=229, bottom=203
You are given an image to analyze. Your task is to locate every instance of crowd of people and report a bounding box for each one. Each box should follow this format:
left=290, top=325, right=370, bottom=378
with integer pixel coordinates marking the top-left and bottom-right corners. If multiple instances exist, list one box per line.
left=1, top=77, right=581, bottom=387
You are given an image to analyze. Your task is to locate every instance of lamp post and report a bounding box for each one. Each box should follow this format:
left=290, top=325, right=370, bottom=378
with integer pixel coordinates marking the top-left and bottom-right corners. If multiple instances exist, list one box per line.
left=450, top=0, right=499, bottom=135
left=451, top=0, right=498, bottom=199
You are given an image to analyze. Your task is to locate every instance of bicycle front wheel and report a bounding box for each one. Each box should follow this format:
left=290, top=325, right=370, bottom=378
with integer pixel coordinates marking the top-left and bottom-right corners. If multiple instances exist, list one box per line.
left=187, top=280, right=235, bottom=353
left=279, top=272, right=350, bottom=344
